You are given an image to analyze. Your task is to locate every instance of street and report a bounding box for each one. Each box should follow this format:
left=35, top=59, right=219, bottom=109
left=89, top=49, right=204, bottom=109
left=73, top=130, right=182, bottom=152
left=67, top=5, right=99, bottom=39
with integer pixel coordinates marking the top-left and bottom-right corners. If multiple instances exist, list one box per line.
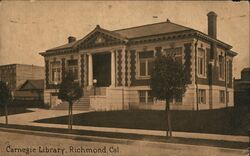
left=0, top=131, right=247, bottom=156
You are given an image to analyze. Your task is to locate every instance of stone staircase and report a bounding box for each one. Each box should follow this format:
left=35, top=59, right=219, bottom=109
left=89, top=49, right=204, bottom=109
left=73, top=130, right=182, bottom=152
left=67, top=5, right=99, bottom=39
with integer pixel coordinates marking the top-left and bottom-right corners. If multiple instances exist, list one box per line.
left=52, top=97, right=90, bottom=111
left=52, top=87, right=107, bottom=111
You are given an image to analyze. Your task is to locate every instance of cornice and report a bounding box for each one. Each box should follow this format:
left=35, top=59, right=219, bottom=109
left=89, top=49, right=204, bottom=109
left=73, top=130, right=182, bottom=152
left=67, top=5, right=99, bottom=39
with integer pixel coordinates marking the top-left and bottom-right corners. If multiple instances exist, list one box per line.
left=40, top=29, right=233, bottom=57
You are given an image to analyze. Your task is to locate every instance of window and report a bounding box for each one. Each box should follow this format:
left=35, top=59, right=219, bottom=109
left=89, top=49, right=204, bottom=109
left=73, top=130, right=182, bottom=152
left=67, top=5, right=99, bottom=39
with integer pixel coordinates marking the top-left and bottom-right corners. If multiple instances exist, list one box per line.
left=226, top=91, right=229, bottom=103
left=226, top=60, right=230, bottom=83
left=220, top=90, right=225, bottom=103
left=175, top=95, right=182, bottom=104
left=164, top=47, right=183, bottom=64
left=219, top=55, right=224, bottom=79
left=148, top=90, right=153, bottom=103
left=139, top=91, right=146, bottom=103
left=68, top=59, right=78, bottom=80
left=139, top=90, right=153, bottom=104
left=198, top=89, right=206, bottom=104
left=197, top=48, right=206, bottom=77
left=51, top=61, right=61, bottom=83
left=138, top=51, right=154, bottom=78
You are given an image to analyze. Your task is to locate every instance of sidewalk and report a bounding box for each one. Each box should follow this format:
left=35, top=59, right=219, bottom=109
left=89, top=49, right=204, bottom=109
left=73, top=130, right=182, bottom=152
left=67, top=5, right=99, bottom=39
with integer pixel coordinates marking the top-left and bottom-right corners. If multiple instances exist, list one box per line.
left=0, top=108, right=248, bottom=143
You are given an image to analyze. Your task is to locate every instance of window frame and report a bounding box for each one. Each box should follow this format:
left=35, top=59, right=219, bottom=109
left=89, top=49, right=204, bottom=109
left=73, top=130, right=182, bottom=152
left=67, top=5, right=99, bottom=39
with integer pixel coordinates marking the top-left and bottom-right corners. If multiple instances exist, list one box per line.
left=67, top=59, right=79, bottom=81
left=50, top=61, right=61, bottom=84
left=226, top=59, right=230, bottom=83
left=175, top=95, right=183, bottom=105
left=198, top=89, right=206, bottom=104
left=197, top=48, right=206, bottom=78
left=226, top=91, right=229, bottom=103
left=137, top=51, right=154, bottom=79
left=139, top=90, right=154, bottom=104
left=218, top=54, right=225, bottom=80
left=219, top=90, right=225, bottom=103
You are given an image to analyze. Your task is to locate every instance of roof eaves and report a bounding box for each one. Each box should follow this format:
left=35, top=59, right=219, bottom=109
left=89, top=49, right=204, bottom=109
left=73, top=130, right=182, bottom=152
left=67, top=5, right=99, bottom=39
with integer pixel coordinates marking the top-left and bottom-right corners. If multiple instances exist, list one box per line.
left=227, top=50, right=238, bottom=56
left=195, top=31, right=232, bottom=49
left=128, top=29, right=195, bottom=40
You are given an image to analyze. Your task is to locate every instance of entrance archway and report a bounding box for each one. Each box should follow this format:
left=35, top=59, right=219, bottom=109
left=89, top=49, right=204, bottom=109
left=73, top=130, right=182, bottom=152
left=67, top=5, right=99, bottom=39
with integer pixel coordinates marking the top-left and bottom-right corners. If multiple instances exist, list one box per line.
left=93, top=52, right=111, bottom=87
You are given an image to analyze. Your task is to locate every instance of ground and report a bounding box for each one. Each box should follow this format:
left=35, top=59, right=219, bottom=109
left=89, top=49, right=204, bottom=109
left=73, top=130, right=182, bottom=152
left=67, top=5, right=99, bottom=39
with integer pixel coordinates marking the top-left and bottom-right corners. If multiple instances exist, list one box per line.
left=35, top=106, right=249, bottom=136
left=0, top=106, right=33, bottom=117
left=0, top=131, right=247, bottom=156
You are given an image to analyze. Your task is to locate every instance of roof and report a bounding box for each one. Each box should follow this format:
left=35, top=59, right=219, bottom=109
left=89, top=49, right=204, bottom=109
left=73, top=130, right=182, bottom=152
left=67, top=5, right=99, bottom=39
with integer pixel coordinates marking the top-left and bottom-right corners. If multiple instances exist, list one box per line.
left=47, top=40, right=78, bottom=51
left=242, top=67, right=250, bottom=72
left=0, top=64, right=44, bottom=68
left=43, top=20, right=232, bottom=53
left=46, top=25, right=128, bottom=51
left=18, top=79, right=44, bottom=90
left=113, top=21, right=192, bottom=39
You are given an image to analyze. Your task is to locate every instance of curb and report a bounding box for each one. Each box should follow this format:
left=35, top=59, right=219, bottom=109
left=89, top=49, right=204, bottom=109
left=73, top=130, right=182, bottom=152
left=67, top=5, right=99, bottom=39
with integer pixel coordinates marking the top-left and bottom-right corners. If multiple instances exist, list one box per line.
left=0, top=126, right=248, bottom=152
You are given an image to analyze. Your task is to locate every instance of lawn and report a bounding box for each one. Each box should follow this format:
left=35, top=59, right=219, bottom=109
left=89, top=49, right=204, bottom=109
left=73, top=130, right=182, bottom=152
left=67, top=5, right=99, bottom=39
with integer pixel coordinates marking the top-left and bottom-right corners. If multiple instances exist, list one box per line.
left=35, top=106, right=249, bottom=136
left=0, top=106, right=33, bottom=117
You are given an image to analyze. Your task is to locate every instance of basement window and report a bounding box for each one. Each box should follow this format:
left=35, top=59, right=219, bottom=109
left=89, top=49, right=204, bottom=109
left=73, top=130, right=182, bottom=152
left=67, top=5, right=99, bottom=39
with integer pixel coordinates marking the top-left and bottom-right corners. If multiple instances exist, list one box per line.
left=139, top=90, right=153, bottom=104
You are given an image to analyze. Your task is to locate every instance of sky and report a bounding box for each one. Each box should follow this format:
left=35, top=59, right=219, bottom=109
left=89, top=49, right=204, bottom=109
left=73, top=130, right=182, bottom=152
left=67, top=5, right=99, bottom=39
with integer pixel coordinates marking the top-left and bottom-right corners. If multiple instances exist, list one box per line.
left=0, top=1, right=249, bottom=78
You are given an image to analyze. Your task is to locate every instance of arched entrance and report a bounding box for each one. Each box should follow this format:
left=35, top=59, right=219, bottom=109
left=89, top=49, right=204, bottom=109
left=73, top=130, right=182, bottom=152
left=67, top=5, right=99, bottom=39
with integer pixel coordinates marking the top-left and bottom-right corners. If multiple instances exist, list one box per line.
left=93, top=52, right=111, bottom=87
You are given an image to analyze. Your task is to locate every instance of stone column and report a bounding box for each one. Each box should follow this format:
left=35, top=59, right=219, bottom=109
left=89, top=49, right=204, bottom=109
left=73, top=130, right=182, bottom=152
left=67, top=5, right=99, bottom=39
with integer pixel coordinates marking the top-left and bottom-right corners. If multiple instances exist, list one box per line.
left=121, top=47, right=126, bottom=86
left=111, top=50, right=116, bottom=87
left=88, top=54, right=93, bottom=86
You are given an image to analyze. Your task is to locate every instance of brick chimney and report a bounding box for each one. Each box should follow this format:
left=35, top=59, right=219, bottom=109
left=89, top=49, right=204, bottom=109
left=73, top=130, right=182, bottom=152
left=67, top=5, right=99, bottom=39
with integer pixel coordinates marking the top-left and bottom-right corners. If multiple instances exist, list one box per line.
left=207, top=11, right=217, bottom=39
left=68, top=36, right=76, bottom=43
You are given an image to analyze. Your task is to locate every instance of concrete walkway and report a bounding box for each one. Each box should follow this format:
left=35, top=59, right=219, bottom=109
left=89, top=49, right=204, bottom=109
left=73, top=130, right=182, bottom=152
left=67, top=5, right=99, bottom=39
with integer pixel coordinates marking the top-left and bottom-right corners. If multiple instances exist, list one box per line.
left=0, top=108, right=248, bottom=143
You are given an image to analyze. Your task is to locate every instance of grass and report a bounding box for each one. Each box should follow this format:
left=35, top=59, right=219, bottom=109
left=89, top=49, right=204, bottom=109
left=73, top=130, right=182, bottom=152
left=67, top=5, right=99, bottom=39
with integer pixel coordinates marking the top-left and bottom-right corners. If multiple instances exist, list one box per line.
left=0, top=123, right=247, bottom=150
left=35, top=106, right=249, bottom=136
left=0, top=106, right=33, bottom=117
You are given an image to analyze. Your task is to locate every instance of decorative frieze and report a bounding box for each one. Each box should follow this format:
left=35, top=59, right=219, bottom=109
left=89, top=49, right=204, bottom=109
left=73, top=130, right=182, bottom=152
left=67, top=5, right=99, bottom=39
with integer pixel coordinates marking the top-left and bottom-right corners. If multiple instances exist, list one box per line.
left=121, top=48, right=126, bottom=86
left=80, top=55, right=85, bottom=87
left=45, top=60, right=49, bottom=89
left=117, top=50, right=122, bottom=86
left=84, top=54, right=88, bottom=87
left=61, top=58, right=65, bottom=81
left=184, top=43, right=192, bottom=84
left=130, top=50, right=136, bottom=86
left=127, top=50, right=131, bottom=86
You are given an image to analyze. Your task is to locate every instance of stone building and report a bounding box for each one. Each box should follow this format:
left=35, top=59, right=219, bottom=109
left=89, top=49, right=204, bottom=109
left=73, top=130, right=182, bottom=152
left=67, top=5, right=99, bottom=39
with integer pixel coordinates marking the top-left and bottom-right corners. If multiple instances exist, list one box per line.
left=234, top=68, right=250, bottom=107
left=40, top=11, right=237, bottom=111
left=0, top=64, right=44, bottom=94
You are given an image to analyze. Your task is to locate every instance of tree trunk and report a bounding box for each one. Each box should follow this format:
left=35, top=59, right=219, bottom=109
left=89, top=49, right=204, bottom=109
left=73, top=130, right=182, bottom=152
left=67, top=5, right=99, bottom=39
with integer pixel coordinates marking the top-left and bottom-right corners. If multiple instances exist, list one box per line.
left=70, top=102, right=73, bottom=130
left=68, top=102, right=71, bottom=130
left=165, top=100, right=169, bottom=137
left=165, top=99, right=172, bottom=137
left=5, top=103, right=8, bottom=125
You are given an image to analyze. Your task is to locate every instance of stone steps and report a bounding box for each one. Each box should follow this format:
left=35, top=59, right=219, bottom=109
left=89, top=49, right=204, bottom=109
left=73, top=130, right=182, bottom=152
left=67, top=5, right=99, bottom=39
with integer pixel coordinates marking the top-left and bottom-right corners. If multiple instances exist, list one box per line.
left=52, top=97, right=90, bottom=111
left=52, top=87, right=107, bottom=111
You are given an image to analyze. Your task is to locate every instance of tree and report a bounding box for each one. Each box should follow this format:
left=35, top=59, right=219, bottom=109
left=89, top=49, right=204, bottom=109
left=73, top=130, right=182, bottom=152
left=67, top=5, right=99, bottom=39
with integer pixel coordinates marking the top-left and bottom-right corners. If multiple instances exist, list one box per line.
left=0, top=81, right=12, bottom=125
left=150, top=54, right=188, bottom=137
left=58, top=74, right=82, bottom=130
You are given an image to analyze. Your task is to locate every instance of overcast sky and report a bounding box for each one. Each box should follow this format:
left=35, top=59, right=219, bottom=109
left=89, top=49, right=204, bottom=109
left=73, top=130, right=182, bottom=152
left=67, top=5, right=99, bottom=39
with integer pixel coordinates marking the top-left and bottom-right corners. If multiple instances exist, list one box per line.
left=0, top=1, right=249, bottom=78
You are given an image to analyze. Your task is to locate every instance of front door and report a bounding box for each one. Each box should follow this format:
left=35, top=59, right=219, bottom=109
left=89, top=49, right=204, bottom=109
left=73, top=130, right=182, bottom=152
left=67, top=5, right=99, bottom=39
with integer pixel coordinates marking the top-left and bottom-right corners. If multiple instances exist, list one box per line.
left=93, top=53, right=111, bottom=87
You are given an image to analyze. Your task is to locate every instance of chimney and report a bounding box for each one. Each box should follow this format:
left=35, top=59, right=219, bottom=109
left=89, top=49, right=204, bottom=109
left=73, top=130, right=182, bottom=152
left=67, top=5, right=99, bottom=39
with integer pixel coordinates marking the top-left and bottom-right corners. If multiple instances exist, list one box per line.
left=207, top=11, right=217, bottom=39
left=68, top=36, right=76, bottom=43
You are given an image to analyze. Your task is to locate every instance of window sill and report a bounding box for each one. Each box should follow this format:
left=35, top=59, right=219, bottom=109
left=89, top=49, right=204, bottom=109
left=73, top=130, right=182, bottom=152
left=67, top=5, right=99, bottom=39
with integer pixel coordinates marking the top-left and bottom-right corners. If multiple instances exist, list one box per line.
left=136, top=76, right=151, bottom=80
left=139, top=102, right=154, bottom=105
left=49, top=81, right=61, bottom=85
left=219, top=78, right=225, bottom=81
left=174, top=102, right=182, bottom=105
left=198, top=103, right=206, bottom=104
left=197, top=74, right=207, bottom=79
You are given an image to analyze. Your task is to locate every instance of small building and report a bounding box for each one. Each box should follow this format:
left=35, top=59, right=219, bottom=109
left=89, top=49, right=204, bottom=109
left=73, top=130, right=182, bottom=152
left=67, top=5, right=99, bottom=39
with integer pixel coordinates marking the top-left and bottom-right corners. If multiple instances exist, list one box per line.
left=0, top=64, right=44, bottom=99
left=234, top=68, right=250, bottom=107
left=40, top=11, right=237, bottom=111
left=15, top=79, right=44, bottom=101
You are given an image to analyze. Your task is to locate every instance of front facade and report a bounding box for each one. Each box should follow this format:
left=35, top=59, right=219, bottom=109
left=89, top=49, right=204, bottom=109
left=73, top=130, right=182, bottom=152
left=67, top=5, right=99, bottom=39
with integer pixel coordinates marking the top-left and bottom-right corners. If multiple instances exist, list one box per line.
left=0, top=64, right=44, bottom=98
left=15, top=79, right=44, bottom=101
left=234, top=68, right=250, bottom=107
left=40, top=11, right=237, bottom=111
